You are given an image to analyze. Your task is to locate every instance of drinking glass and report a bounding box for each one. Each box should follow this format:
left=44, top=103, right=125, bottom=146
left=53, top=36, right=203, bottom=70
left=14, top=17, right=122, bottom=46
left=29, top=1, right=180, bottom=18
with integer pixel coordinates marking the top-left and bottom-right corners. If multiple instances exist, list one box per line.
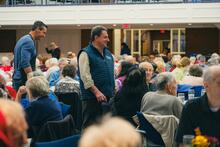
left=177, top=93, right=185, bottom=103
left=183, top=135, right=194, bottom=147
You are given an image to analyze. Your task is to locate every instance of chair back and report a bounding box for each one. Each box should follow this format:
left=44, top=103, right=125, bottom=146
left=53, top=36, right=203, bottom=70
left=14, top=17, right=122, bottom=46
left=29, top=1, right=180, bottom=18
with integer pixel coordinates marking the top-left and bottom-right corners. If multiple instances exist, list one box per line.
left=35, top=115, right=79, bottom=143
left=177, top=84, right=192, bottom=100
left=136, top=112, right=165, bottom=146
left=36, top=134, right=80, bottom=147
left=59, top=102, right=71, bottom=117
left=55, top=92, right=82, bottom=130
left=143, top=114, right=179, bottom=147
left=177, top=84, right=204, bottom=100
left=191, top=85, right=204, bottom=97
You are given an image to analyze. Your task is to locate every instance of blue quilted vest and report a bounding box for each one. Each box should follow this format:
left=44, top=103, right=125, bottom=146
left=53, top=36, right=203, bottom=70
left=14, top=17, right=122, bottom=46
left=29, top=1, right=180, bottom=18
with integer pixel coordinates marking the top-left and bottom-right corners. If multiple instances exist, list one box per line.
left=78, top=44, right=115, bottom=100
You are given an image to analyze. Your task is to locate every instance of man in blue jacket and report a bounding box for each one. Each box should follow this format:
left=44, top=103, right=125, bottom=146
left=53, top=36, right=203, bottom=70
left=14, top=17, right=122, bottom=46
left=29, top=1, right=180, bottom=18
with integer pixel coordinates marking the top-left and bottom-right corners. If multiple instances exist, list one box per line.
left=13, top=21, right=47, bottom=91
left=78, top=25, right=115, bottom=129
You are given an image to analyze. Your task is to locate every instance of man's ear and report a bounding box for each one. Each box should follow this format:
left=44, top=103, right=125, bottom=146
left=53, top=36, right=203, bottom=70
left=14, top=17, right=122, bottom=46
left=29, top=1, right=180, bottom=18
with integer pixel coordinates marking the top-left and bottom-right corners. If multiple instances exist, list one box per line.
left=165, top=84, right=171, bottom=93
left=94, top=35, right=98, bottom=40
left=203, top=81, right=208, bottom=89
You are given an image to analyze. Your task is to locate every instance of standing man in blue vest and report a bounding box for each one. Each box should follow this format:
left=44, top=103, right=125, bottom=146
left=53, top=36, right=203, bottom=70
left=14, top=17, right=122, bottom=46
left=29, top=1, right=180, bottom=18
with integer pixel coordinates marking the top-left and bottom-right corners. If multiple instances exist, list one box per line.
left=78, top=25, right=115, bottom=129
left=13, top=21, right=47, bottom=91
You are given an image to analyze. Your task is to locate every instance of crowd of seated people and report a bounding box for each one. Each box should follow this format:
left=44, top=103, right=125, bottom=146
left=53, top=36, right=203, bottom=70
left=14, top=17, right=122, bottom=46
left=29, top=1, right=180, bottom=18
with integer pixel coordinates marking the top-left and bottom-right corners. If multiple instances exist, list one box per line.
left=0, top=50, right=220, bottom=146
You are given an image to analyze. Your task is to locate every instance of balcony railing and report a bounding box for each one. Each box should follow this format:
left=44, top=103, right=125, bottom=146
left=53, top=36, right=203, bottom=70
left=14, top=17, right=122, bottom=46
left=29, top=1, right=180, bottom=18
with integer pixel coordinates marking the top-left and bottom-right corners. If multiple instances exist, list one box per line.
left=0, top=0, right=220, bottom=6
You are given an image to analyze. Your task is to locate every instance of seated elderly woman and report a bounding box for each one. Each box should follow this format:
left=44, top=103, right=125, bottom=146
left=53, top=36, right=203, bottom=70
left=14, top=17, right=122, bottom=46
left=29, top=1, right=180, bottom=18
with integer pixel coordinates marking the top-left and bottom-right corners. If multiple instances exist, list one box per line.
left=55, top=64, right=80, bottom=94
left=139, top=61, right=157, bottom=91
left=15, top=76, right=62, bottom=140
left=115, top=61, right=133, bottom=92
left=58, top=58, right=69, bottom=72
left=19, top=70, right=61, bottom=112
left=45, top=58, right=61, bottom=88
left=181, top=64, right=204, bottom=86
left=0, top=56, right=13, bottom=72
left=0, top=73, right=16, bottom=100
left=0, top=99, right=28, bottom=147
left=79, top=116, right=141, bottom=147
left=141, top=72, right=183, bottom=119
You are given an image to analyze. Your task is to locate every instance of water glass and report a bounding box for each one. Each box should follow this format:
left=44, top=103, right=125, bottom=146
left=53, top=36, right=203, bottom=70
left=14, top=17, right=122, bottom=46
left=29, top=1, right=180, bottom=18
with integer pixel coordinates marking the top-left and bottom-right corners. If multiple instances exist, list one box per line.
left=183, top=135, right=194, bottom=147
left=188, top=89, right=195, bottom=100
left=201, top=89, right=206, bottom=96
left=177, top=93, right=185, bottom=103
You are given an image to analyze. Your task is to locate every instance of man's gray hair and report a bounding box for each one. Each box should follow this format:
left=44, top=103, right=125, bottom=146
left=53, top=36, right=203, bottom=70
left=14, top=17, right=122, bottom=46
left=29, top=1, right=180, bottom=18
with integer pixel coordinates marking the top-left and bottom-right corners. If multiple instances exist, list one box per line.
left=156, top=72, right=175, bottom=91
left=26, top=76, right=50, bottom=98
left=139, top=61, right=153, bottom=70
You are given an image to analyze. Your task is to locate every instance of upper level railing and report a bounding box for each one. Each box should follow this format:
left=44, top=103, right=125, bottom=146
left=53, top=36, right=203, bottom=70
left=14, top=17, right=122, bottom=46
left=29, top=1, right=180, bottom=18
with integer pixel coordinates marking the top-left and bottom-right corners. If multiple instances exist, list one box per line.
left=0, top=0, right=220, bottom=7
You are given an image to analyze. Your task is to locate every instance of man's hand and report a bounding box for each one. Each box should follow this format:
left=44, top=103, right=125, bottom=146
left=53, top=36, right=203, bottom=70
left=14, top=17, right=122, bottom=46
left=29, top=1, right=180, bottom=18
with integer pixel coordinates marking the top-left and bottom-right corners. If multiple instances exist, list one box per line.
left=15, top=86, right=27, bottom=102
left=17, top=86, right=27, bottom=95
left=89, top=86, right=107, bottom=102
left=94, top=90, right=107, bottom=102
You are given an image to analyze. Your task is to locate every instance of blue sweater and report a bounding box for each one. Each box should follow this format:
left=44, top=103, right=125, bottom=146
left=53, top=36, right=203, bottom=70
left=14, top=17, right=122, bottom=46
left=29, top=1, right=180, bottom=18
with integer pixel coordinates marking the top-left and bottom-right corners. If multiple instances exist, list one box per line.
left=25, top=95, right=63, bottom=137
left=13, top=34, right=36, bottom=90
left=78, top=44, right=115, bottom=100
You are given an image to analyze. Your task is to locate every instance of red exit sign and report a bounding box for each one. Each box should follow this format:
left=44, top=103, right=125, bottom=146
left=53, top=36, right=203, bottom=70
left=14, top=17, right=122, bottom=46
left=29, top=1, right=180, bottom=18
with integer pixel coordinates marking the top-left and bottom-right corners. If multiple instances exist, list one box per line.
left=122, top=24, right=130, bottom=29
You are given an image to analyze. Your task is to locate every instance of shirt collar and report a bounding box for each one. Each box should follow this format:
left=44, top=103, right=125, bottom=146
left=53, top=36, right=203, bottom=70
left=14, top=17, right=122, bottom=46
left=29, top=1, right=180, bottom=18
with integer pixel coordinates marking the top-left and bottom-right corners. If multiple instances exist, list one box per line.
left=201, top=94, right=220, bottom=113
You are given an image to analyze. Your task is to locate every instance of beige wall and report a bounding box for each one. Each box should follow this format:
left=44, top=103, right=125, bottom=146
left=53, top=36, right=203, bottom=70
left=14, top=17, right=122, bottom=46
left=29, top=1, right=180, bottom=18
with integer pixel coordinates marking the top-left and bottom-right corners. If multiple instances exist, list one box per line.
left=16, top=29, right=81, bottom=58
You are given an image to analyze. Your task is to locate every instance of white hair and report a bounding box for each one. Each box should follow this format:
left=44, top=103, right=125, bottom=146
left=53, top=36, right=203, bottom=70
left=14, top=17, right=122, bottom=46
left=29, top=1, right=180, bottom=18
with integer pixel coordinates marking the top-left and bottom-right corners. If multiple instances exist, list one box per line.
left=1, top=56, right=10, bottom=66
left=26, top=76, right=49, bottom=98
left=46, top=58, right=58, bottom=68
left=203, top=65, right=220, bottom=82
left=156, top=72, right=175, bottom=91
left=211, top=53, right=219, bottom=59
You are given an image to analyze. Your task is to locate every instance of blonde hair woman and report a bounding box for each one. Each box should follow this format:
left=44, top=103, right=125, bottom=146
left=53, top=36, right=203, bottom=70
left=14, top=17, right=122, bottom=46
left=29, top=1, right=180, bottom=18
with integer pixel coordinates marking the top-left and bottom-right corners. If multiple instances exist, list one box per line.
left=79, top=116, right=141, bottom=147
left=172, top=57, right=190, bottom=83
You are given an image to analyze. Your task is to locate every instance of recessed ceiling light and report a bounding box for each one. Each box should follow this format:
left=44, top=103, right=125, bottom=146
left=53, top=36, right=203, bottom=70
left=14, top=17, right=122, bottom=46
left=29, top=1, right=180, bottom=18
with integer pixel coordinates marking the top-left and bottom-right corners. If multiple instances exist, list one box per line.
left=77, top=24, right=81, bottom=27
left=150, top=24, right=154, bottom=26
left=188, top=23, right=192, bottom=26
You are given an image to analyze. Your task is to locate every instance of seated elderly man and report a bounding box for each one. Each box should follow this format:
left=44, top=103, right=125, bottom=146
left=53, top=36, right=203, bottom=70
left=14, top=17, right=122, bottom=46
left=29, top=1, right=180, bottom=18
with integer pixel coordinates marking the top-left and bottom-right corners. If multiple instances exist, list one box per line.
left=181, top=64, right=204, bottom=86
left=141, top=72, right=183, bottom=119
left=175, top=65, right=220, bottom=144
left=0, top=99, right=28, bottom=147
left=15, top=76, right=62, bottom=141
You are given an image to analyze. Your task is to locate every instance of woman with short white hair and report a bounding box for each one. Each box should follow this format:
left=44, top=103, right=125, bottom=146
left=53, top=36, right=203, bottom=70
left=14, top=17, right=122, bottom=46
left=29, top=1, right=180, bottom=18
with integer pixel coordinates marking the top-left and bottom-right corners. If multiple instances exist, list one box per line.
left=45, top=58, right=61, bottom=87
left=0, top=56, right=13, bottom=72
left=15, top=76, right=62, bottom=145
